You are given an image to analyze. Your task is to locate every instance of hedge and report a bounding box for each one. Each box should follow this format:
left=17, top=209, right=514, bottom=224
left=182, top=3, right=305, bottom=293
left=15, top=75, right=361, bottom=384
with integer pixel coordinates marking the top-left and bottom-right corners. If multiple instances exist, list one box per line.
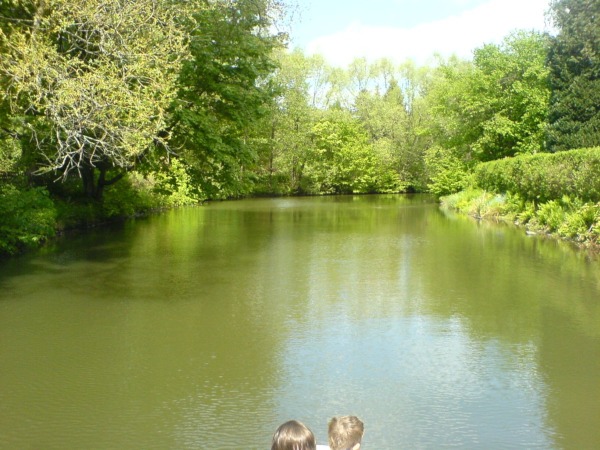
left=474, top=147, right=600, bottom=202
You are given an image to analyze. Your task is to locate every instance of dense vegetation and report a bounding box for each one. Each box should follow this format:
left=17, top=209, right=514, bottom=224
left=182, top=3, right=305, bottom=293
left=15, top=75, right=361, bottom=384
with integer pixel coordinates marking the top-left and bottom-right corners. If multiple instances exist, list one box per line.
left=1, top=0, right=599, bottom=255
left=442, top=147, right=600, bottom=246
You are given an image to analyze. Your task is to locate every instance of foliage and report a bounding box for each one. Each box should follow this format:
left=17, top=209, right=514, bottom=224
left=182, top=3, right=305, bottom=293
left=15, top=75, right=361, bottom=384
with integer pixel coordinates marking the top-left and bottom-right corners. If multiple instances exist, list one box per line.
left=426, top=32, right=550, bottom=160
left=441, top=189, right=504, bottom=220
left=502, top=192, right=536, bottom=224
left=424, top=146, right=472, bottom=197
left=354, top=64, right=431, bottom=191
left=440, top=188, right=600, bottom=246
left=258, top=49, right=320, bottom=194
left=149, top=157, right=205, bottom=207
left=99, top=175, right=161, bottom=219
left=474, top=147, right=600, bottom=202
left=263, top=51, right=431, bottom=196
left=534, top=200, right=566, bottom=231
left=559, top=202, right=599, bottom=240
left=172, top=0, right=284, bottom=199
left=0, top=183, right=57, bottom=255
left=423, top=32, right=550, bottom=195
left=471, top=31, right=551, bottom=158
left=0, top=0, right=188, bottom=199
left=308, top=110, right=384, bottom=194
left=546, top=0, right=600, bottom=150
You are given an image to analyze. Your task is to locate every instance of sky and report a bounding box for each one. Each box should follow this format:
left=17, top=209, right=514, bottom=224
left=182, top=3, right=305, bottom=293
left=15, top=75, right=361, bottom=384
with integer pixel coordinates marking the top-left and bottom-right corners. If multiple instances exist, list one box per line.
left=287, top=0, right=553, bottom=67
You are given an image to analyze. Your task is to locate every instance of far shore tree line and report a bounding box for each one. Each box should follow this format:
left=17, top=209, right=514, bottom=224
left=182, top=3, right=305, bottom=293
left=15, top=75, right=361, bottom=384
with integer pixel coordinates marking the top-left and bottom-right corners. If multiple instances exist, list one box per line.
left=1, top=0, right=599, bottom=254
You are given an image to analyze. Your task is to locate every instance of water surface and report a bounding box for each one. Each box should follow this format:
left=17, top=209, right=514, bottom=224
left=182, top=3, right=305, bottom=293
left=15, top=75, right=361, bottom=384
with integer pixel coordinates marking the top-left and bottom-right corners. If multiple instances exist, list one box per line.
left=1, top=195, right=599, bottom=449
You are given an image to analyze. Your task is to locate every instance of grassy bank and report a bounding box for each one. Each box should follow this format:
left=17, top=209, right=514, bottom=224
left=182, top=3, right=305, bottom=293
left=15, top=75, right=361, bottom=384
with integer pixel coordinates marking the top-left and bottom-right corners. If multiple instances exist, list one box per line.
left=441, top=189, right=599, bottom=247
left=441, top=148, right=600, bottom=249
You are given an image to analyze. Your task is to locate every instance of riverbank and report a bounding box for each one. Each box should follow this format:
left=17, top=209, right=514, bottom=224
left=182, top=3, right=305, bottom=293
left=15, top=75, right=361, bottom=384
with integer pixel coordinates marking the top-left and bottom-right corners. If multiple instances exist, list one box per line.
left=440, top=188, right=600, bottom=251
left=0, top=174, right=203, bottom=258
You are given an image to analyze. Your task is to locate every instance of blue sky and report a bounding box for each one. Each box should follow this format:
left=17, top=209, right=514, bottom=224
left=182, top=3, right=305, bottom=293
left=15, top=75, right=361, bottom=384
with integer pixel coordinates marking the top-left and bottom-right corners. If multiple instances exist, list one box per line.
left=287, top=0, right=552, bottom=66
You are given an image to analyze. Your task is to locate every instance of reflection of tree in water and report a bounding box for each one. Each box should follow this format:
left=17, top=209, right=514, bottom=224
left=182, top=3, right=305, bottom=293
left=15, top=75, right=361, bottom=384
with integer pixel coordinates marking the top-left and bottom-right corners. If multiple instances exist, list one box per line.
left=417, top=210, right=600, bottom=448
left=1, top=196, right=599, bottom=448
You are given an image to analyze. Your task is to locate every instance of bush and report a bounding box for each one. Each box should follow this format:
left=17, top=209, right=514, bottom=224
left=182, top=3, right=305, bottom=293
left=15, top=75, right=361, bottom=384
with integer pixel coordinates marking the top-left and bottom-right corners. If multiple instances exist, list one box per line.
left=516, top=200, right=536, bottom=225
left=441, top=189, right=505, bottom=220
left=534, top=200, right=566, bottom=231
left=475, top=147, right=600, bottom=202
left=425, top=146, right=472, bottom=197
left=102, top=174, right=160, bottom=218
left=442, top=188, right=483, bottom=212
left=558, top=203, right=599, bottom=241
left=0, top=184, right=57, bottom=255
left=150, top=158, right=205, bottom=206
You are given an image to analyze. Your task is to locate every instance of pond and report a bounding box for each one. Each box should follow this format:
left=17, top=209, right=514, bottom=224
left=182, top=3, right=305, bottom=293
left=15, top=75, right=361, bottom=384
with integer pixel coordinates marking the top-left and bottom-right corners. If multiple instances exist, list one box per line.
left=0, top=195, right=599, bottom=449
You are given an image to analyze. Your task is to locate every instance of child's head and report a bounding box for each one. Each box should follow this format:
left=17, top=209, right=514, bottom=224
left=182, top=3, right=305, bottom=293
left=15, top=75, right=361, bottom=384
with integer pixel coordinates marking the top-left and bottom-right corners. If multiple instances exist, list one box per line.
left=328, top=415, right=364, bottom=450
left=271, top=420, right=317, bottom=450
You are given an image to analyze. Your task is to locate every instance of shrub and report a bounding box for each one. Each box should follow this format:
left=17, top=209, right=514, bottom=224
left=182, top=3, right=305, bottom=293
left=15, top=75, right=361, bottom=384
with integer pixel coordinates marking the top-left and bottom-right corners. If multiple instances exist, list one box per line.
left=441, top=188, right=482, bottom=212
left=558, top=203, right=599, bottom=240
left=474, top=147, right=600, bottom=202
left=102, top=174, right=159, bottom=218
left=442, top=189, right=506, bottom=220
left=500, top=192, right=525, bottom=221
left=516, top=200, right=536, bottom=225
left=0, top=184, right=57, bottom=255
left=536, top=200, right=565, bottom=231
left=151, top=158, right=205, bottom=206
left=425, top=146, right=472, bottom=197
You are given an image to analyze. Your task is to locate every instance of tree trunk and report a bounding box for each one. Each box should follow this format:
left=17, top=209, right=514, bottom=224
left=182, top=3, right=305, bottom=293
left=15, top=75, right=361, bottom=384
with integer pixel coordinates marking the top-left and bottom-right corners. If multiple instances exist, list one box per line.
left=81, top=166, right=97, bottom=199
left=80, top=162, right=125, bottom=200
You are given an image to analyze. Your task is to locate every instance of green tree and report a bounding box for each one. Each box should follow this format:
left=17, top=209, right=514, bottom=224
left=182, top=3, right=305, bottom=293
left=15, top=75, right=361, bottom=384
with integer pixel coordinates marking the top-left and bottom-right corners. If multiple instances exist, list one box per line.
left=0, top=0, right=188, bottom=199
left=355, top=82, right=408, bottom=191
left=0, top=0, right=37, bottom=175
left=309, top=109, right=382, bottom=194
left=427, top=32, right=550, bottom=163
left=547, top=0, right=600, bottom=150
left=171, top=0, right=284, bottom=199
left=423, top=32, right=550, bottom=195
left=424, top=55, right=478, bottom=163
left=471, top=31, right=550, bottom=159
left=259, top=49, right=319, bottom=194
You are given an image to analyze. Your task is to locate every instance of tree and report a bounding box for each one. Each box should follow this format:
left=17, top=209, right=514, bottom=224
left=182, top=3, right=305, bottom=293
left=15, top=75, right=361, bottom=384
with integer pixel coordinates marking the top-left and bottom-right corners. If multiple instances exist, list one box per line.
left=547, top=0, right=600, bottom=150
left=354, top=81, right=410, bottom=191
left=171, top=0, right=285, bottom=199
left=0, top=0, right=188, bottom=199
left=0, top=0, right=37, bottom=175
left=259, top=49, right=319, bottom=194
left=424, top=32, right=550, bottom=170
left=309, top=109, right=382, bottom=194
left=471, top=30, right=551, bottom=159
left=305, top=53, right=331, bottom=108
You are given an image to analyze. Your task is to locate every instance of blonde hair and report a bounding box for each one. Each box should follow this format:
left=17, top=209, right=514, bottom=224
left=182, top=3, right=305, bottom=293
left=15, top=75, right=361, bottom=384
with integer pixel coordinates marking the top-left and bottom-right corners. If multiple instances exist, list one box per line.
left=271, top=420, right=317, bottom=450
left=328, top=416, right=364, bottom=450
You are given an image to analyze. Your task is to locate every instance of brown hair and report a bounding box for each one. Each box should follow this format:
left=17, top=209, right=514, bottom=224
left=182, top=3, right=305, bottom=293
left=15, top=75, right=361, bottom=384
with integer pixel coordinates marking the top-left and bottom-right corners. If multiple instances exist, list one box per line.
left=271, top=420, right=317, bottom=450
left=328, top=416, right=364, bottom=450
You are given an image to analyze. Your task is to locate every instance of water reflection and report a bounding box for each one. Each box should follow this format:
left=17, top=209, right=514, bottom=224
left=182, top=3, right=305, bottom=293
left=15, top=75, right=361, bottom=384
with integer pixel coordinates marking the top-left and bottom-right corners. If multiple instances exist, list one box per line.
left=0, top=195, right=599, bottom=449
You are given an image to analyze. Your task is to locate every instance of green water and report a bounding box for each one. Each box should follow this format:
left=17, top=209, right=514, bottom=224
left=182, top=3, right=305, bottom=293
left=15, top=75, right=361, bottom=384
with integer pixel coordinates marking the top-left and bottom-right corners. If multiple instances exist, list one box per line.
left=0, top=195, right=599, bottom=449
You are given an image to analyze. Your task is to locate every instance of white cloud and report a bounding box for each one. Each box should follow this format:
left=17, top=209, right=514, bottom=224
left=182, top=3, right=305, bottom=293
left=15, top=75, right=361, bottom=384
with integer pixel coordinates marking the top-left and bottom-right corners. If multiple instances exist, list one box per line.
left=304, top=0, right=550, bottom=67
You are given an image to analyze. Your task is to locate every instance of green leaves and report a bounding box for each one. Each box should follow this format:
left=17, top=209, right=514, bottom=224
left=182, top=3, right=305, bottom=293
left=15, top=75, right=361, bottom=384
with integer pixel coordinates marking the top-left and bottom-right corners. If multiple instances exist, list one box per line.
left=0, top=0, right=188, bottom=198
left=172, top=0, right=283, bottom=198
left=547, top=0, right=600, bottom=150
left=427, top=31, right=550, bottom=163
left=474, top=147, right=600, bottom=203
left=0, top=184, right=57, bottom=255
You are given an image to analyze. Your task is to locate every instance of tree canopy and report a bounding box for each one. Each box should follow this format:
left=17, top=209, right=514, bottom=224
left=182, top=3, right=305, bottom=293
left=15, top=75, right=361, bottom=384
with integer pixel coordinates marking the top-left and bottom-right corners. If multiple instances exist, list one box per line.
left=547, top=0, right=600, bottom=150
left=0, top=0, right=189, bottom=199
